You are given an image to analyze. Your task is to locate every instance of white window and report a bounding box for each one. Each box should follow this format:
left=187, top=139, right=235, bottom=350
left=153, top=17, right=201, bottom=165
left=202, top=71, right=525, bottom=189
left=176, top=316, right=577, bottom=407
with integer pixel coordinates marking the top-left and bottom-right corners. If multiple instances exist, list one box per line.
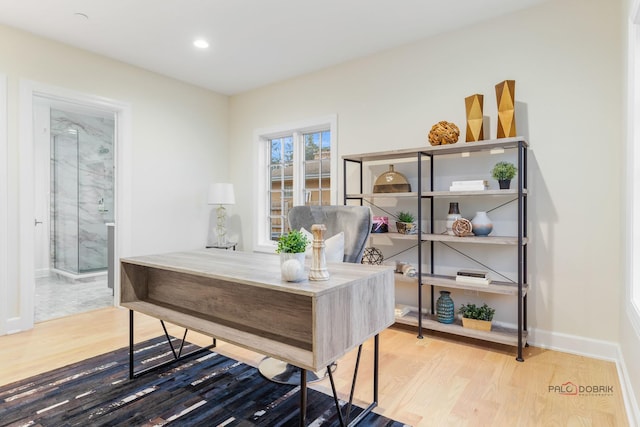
left=253, top=115, right=337, bottom=253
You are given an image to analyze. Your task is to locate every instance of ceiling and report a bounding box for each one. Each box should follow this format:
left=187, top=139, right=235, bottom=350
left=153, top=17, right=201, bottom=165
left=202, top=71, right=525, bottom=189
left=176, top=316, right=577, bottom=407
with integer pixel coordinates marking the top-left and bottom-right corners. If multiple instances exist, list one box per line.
left=0, top=0, right=545, bottom=95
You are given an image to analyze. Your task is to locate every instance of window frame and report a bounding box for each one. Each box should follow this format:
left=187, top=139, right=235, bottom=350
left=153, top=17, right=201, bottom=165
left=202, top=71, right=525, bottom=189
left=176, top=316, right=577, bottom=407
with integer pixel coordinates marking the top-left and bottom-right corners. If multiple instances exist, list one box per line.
left=628, top=2, right=640, bottom=334
left=253, top=115, right=338, bottom=253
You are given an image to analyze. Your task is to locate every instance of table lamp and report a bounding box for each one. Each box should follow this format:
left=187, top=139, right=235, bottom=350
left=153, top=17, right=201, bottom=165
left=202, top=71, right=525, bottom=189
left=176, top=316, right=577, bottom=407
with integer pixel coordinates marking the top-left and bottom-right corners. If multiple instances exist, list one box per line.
left=208, top=183, right=235, bottom=246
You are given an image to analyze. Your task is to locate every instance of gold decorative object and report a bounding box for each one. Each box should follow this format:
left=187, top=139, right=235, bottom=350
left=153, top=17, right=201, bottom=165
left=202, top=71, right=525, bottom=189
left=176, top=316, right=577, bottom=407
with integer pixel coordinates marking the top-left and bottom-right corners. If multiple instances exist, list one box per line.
left=452, top=218, right=473, bottom=237
left=495, top=80, right=516, bottom=138
left=465, top=94, right=484, bottom=142
left=428, top=121, right=460, bottom=146
left=373, top=165, right=411, bottom=193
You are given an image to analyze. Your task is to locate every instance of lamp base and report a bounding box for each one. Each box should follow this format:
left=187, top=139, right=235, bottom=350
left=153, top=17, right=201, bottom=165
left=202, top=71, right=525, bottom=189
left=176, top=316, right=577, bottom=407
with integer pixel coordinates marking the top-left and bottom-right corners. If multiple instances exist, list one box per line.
left=215, top=205, right=228, bottom=246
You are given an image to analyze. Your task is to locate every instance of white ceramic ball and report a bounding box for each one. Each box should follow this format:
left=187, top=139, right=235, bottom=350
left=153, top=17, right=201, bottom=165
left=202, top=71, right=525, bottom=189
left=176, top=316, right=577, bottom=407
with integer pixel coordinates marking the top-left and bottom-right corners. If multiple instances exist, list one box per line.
left=281, top=259, right=305, bottom=282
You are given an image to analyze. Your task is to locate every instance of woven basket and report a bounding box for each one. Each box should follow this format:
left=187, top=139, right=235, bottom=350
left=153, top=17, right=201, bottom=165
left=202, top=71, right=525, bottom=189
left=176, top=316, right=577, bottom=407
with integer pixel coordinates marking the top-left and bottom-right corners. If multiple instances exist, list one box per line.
left=461, top=317, right=492, bottom=331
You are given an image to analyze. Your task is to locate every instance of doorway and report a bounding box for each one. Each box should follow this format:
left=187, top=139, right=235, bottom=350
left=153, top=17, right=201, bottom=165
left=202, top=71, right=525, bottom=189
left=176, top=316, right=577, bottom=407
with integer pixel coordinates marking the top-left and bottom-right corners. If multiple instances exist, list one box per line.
left=33, top=97, right=116, bottom=322
left=13, top=80, right=131, bottom=334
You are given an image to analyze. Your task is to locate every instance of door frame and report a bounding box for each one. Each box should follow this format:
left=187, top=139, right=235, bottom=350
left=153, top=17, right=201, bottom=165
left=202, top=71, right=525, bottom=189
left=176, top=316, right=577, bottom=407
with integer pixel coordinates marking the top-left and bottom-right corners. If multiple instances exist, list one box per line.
left=0, top=74, right=7, bottom=335
left=15, top=80, right=132, bottom=332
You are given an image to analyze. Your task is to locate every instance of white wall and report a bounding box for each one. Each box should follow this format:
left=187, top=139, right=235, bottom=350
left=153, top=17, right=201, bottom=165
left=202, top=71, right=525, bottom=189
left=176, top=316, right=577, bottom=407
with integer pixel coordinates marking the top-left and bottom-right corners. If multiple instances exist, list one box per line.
left=229, top=0, right=623, bottom=346
left=0, top=24, right=229, bottom=331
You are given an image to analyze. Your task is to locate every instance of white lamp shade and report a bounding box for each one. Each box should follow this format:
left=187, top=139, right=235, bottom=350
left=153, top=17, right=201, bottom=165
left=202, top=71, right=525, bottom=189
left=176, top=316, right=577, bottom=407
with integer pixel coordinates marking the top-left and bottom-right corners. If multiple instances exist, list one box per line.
left=208, top=183, right=235, bottom=205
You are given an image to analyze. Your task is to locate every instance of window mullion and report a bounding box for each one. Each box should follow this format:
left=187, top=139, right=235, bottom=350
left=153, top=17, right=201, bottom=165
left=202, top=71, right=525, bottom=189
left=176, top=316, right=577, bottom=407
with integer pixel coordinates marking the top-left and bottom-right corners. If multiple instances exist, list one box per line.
left=292, top=131, right=304, bottom=206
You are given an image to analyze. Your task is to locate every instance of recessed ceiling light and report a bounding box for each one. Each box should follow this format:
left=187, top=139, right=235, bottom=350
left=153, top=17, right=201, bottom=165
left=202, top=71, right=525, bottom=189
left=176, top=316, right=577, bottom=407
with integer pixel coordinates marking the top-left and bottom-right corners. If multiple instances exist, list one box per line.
left=193, top=39, right=209, bottom=49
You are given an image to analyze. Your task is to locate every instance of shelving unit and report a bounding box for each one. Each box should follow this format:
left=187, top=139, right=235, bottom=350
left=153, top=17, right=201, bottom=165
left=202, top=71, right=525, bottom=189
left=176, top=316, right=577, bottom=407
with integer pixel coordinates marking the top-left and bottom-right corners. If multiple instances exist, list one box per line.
left=343, top=136, right=528, bottom=361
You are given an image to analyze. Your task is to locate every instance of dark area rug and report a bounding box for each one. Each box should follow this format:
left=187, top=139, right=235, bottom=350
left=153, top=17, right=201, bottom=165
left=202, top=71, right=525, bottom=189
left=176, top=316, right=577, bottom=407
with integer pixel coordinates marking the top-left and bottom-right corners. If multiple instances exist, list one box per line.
left=0, top=336, right=407, bottom=426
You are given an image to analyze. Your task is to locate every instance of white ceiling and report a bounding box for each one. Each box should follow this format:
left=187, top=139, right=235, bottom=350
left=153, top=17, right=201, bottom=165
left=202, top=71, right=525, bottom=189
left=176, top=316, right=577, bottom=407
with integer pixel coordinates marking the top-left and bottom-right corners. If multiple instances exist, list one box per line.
left=0, top=0, right=546, bottom=95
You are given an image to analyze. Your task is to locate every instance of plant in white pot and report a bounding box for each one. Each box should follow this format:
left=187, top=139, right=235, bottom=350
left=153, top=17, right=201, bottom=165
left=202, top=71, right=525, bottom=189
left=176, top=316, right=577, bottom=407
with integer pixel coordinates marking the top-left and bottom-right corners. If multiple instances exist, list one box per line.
left=395, top=211, right=417, bottom=235
left=491, top=161, right=517, bottom=189
left=458, top=303, right=495, bottom=331
left=276, top=230, right=309, bottom=282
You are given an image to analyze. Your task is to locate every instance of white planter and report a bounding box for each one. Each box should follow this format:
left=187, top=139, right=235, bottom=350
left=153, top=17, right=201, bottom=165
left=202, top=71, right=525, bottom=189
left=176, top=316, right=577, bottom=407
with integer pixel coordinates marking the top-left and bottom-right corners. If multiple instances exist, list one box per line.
left=280, top=252, right=306, bottom=282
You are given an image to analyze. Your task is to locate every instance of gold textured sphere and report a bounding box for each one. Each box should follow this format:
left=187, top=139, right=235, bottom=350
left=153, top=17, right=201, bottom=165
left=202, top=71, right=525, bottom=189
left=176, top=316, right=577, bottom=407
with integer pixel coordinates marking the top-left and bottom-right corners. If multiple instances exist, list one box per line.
left=428, top=121, right=460, bottom=146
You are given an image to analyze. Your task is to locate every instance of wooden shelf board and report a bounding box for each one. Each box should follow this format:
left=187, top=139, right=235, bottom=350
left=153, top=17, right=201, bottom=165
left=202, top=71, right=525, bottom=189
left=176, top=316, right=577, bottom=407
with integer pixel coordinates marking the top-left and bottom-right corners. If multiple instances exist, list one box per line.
left=421, top=233, right=527, bottom=245
left=343, top=137, right=527, bottom=162
left=395, top=310, right=527, bottom=348
left=424, top=189, right=528, bottom=197
left=347, top=189, right=528, bottom=199
left=370, top=232, right=527, bottom=245
left=420, top=274, right=527, bottom=296
left=346, top=192, right=418, bottom=199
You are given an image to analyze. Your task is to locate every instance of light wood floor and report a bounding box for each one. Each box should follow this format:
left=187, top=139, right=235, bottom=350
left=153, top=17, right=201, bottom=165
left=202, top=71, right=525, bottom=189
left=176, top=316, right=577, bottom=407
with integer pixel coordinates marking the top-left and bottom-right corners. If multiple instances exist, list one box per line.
left=0, top=307, right=628, bottom=426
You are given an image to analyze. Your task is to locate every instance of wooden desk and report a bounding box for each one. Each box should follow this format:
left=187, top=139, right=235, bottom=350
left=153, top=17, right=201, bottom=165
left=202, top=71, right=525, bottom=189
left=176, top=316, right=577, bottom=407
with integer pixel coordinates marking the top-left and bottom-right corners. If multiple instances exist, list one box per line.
left=120, top=249, right=394, bottom=425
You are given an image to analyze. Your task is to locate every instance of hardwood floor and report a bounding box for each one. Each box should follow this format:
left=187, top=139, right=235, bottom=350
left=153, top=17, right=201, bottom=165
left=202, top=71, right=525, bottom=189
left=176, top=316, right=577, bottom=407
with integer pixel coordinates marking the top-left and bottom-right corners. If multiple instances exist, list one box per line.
left=0, top=307, right=628, bottom=426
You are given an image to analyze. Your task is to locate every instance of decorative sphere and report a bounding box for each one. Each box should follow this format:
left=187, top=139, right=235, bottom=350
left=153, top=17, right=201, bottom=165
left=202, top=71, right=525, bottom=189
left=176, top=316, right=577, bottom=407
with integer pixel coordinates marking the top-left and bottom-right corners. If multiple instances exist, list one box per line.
left=361, top=247, right=384, bottom=265
left=428, top=121, right=460, bottom=146
left=281, top=258, right=305, bottom=282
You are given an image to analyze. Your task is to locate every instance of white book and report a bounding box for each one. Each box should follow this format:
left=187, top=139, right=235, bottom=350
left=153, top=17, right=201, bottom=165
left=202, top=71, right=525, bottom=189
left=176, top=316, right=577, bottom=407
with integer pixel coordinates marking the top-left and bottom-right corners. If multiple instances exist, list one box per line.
left=451, top=180, right=488, bottom=186
left=394, top=304, right=411, bottom=318
left=457, top=269, right=489, bottom=278
left=449, top=185, right=487, bottom=191
left=455, top=275, right=491, bottom=285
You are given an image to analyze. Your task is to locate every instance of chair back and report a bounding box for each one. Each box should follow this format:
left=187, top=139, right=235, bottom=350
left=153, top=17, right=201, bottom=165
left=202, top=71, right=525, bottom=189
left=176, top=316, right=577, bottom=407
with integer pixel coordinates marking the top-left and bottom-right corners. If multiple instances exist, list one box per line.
left=287, top=205, right=372, bottom=263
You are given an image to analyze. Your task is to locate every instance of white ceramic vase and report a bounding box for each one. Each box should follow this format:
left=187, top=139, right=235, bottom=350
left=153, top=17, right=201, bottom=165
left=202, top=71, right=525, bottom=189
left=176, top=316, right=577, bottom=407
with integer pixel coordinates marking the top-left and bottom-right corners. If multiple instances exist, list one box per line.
left=280, top=252, right=306, bottom=282
left=471, top=211, right=493, bottom=236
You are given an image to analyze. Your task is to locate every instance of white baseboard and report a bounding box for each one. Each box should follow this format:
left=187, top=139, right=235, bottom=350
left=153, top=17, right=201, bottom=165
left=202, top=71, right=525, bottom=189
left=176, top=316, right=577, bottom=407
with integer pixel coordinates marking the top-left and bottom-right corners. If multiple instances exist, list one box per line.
left=527, top=327, right=619, bottom=361
left=5, top=316, right=27, bottom=335
left=616, top=346, right=640, bottom=427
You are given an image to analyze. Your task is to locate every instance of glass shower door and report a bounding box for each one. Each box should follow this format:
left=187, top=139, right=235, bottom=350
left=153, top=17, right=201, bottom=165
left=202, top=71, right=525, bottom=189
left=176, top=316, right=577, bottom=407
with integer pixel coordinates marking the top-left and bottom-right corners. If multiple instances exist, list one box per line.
left=50, top=108, right=115, bottom=275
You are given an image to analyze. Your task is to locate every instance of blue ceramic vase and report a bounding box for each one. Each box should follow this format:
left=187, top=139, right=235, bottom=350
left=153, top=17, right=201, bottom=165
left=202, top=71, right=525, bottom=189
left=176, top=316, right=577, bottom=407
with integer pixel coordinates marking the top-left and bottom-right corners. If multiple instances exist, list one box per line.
left=436, top=290, right=455, bottom=324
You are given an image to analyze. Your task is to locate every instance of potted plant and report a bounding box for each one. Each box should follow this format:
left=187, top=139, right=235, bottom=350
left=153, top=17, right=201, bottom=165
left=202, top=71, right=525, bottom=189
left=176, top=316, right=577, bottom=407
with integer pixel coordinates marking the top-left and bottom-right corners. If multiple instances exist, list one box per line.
left=458, top=303, right=495, bottom=331
left=395, top=211, right=417, bottom=235
left=491, top=161, right=517, bottom=189
left=276, top=230, right=309, bottom=282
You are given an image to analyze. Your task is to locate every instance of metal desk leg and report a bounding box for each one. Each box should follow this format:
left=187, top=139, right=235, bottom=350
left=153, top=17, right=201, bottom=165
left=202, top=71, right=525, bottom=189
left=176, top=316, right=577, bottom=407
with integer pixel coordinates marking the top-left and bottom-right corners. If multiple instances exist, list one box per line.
left=300, top=368, right=307, bottom=426
left=327, top=334, right=380, bottom=426
left=128, top=310, right=216, bottom=379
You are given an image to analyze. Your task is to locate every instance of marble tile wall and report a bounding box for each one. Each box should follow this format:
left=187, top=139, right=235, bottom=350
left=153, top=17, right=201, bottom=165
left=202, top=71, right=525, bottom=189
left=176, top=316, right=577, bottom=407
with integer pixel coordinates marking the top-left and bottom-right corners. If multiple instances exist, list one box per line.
left=50, top=108, right=115, bottom=274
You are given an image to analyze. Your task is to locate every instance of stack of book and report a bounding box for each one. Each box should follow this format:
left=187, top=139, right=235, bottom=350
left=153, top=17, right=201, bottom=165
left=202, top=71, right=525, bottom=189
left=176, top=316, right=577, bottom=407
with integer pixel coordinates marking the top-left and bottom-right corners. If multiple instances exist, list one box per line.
left=455, top=269, right=491, bottom=286
left=449, top=180, right=488, bottom=191
left=394, top=304, right=411, bottom=318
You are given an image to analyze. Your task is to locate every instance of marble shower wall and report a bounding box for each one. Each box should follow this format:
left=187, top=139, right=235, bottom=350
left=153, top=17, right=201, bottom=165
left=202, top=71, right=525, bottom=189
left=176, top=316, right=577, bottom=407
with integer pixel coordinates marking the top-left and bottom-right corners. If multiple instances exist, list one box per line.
left=50, top=108, right=115, bottom=274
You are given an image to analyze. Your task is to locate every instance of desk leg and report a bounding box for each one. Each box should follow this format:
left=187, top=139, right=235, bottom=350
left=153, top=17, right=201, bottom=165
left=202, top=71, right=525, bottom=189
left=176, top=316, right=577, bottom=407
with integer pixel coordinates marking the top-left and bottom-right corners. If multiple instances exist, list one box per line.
left=327, top=334, right=379, bottom=426
left=374, top=334, right=379, bottom=403
left=300, top=368, right=307, bottom=426
left=128, top=310, right=216, bottom=379
left=129, top=310, right=134, bottom=380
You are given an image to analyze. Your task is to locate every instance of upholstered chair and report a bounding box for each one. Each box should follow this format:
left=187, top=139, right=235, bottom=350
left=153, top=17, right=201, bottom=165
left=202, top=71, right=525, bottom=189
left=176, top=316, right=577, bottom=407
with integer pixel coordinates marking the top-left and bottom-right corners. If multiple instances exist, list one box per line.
left=259, top=204, right=372, bottom=384
left=287, top=205, right=371, bottom=263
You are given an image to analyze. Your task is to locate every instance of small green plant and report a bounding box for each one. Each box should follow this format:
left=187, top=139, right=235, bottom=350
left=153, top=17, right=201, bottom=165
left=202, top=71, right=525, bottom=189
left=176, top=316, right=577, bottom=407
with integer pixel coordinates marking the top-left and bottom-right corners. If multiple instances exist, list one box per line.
left=276, top=229, right=309, bottom=254
left=458, top=303, right=495, bottom=321
left=491, top=161, right=517, bottom=181
left=396, top=211, right=415, bottom=223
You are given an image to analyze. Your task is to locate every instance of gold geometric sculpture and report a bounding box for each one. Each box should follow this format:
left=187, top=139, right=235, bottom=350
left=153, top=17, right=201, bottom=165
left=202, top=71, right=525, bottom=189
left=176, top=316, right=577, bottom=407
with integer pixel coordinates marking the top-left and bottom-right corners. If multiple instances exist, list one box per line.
left=465, top=94, right=484, bottom=142
left=495, top=80, right=516, bottom=138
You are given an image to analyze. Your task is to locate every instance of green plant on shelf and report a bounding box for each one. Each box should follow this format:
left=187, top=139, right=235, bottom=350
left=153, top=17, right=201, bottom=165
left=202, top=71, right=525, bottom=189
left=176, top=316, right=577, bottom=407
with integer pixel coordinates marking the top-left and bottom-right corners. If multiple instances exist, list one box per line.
left=396, top=211, right=415, bottom=223
left=275, top=229, right=309, bottom=254
left=458, top=303, right=495, bottom=321
left=491, top=161, right=517, bottom=181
